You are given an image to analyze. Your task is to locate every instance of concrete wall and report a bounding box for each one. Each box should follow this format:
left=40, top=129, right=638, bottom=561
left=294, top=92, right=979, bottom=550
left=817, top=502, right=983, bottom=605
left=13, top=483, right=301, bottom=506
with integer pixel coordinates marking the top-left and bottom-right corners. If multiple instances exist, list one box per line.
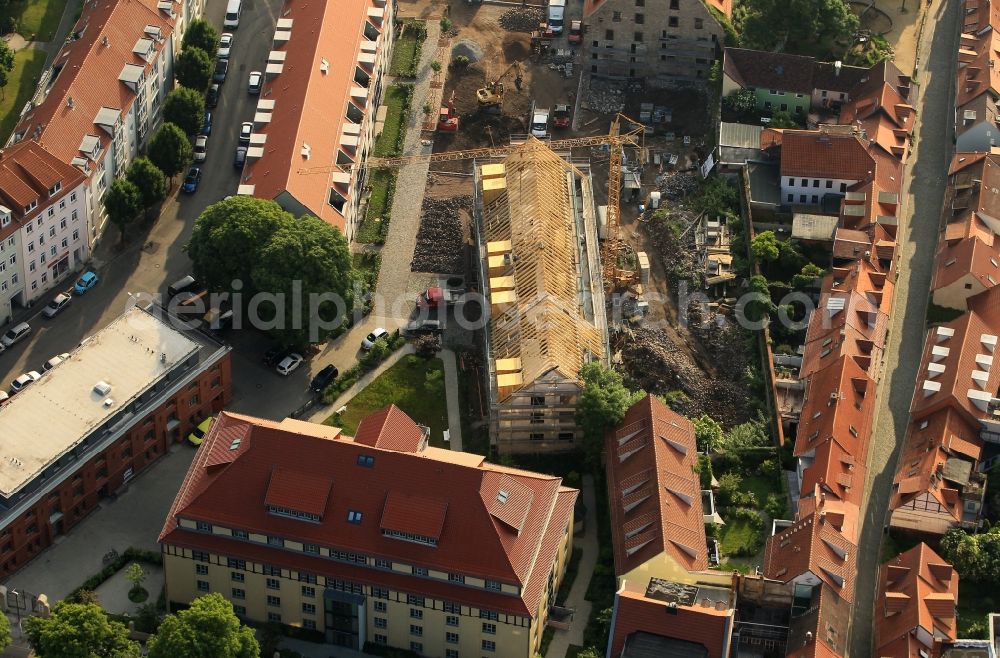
left=21, top=180, right=89, bottom=304
left=754, top=88, right=809, bottom=115
left=780, top=176, right=855, bottom=207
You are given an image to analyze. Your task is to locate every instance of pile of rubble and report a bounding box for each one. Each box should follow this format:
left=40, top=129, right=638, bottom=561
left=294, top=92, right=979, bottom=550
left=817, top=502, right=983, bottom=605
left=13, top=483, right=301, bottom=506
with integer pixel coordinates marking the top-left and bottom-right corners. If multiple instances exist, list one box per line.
left=585, top=82, right=624, bottom=114
left=646, top=208, right=700, bottom=289
left=411, top=196, right=472, bottom=274
left=655, top=172, right=699, bottom=200
left=620, top=327, right=754, bottom=427
left=499, top=7, right=546, bottom=32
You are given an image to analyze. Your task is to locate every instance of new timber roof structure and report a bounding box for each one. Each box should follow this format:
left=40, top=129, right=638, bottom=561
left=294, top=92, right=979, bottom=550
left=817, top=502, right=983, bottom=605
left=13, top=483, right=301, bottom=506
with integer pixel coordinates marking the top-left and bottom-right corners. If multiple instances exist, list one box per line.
left=479, top=140, right=608, bottom=403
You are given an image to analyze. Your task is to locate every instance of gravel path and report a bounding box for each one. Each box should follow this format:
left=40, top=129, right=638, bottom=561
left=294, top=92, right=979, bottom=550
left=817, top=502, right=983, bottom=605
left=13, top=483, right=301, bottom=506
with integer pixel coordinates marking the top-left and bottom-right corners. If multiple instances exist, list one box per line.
left=847, top=0, right=959, bottom=654
left=374, top=21, right=442, bottom=321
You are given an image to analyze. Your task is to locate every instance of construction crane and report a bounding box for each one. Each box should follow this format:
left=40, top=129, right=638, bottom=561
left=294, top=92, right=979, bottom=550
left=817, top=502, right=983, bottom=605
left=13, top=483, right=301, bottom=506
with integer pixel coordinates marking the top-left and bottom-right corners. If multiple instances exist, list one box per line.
left=475, top=61, right=523, bottom=109
left=297, top=114, right=645, bottom=289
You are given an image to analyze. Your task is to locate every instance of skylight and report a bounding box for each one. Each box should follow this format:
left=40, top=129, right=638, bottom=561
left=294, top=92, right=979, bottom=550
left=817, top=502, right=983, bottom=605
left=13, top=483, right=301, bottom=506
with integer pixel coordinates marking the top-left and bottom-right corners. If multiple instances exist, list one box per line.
left=497, top=490, right=509, bottom=504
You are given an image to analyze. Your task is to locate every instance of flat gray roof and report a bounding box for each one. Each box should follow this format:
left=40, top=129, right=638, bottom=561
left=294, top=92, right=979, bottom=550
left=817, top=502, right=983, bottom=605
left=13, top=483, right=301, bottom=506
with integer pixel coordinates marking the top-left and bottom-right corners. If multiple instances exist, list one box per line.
left=0, top=307, right=200, bottom=497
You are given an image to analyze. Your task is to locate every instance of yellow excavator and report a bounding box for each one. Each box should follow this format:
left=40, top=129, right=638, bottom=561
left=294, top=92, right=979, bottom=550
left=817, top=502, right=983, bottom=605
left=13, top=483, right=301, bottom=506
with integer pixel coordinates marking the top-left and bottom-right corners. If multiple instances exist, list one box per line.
left=476, top=61, right=523, bottom=111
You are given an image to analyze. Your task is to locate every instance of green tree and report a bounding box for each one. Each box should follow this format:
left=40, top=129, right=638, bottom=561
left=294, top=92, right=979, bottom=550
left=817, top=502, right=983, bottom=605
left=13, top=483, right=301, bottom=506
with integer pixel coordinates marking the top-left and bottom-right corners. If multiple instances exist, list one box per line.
left=722, top=89, right=757, bottom=117
left=697, top=176, right=740, bottom=218
left=181, top=18, right=219, bottom=59
left=0, top=41, right=14, bottom=101
left=249, top=214, right=356, bottom=347
left=147, top=593, right=259, bottom=658
left=792, top=262, right=824, bottom=289
left=724, top=418, right=770, bottom=450
left=185, top=197, right=288, bottom=293
left=576, top=363, right=641, bottom=468
left=24, top=601, right=140, bottom=658
left=125, top=562, right=146, bottom=591
left=125, top=157, right=168, bottom=216
left=103, top=179, right=142, bottom=243
left=162, top=87, right=205, bottom=136
left=737, top=0, right=859, bottom=52
left=692, top=414, right=724, bottom=453
left=0, top=611, right=10, bottom=653
left=148, top=122, right=193, bottom=185
left=750, top=231, right=780, bottom=262
left=174, top=46, right=213, bottom=91
left=574, top=648, right=603, bottom=658
left=769, top=110, right=801, bottom=129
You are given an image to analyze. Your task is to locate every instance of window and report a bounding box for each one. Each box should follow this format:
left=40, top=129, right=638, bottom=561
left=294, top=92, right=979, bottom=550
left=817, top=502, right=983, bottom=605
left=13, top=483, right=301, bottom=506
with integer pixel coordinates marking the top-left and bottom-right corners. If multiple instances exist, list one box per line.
left=374, top=634, right=388, bottom=645
left=70, top=192, right=77, bottom=202
left=303, top=543, right=319, bottom=554
left=635, top=13, right=644, bottom=23
left=302, top=586, right=315, bottom=597
left=799, top=195, right=807, bottom=203
left=530, top=433, right=544, bottom=441
left=372, top=587, right=389, bottom=599
left=410, top=643, right=423, bottom=654
left=694, top=17, right=703, bottom=28
left=49, top=227, right=55, bottom=238
left=232, top=588, right=246, bottom=599
left=302, top=603, right=316, bottom=614
left=446, top=651, right=458, bottom=658
left=61, top=238, right=67, bottom=248
left=347, top=510, right=363, bottom=524
left=811, top=195, right=818, bottom=204
left=447, top=632, right=459, bottom=644
left=444, top=602, right=461, bottom=614
left=196, top=521, right=212, bottom=532
left=605, top=29, right=614, bottom=39
left=195, top=564, right=208, bottom=575
left=71, top=210, right=78, bottom=221
left=482, top=640, right=496, bottom=652
left=266, top=595, right=281, bottom=607
left=447, top=615, right=459, bottom=626
left=303, top=619, right=316, bottom=630
left=227, top=558, right=246, bottom=569
left=812, top=179, right=820, bottom=188
left=268, top=613, right=281, bottom=623
left=840, top=183, right=847, bottom=192
left=634, top=31, right=643, bottom=41
left=375, top=617, right=388, bottom=629
left=412, top=567, right=428, bottom=577
left=72, top=229, right=79, bottom=241
left=826, top=180, right=833, bottom=188
left=234, top=605, right=246, bottom=616
left=408, top=595, right=425, bottom=606
left=357, top=454, right=375, bottom=467
left=266, top=578, right=280, bottom=590
left=410, top=625, right=423, bottom=637
left=668, top=16, right=678, bottom=26
left=375, top=601, right=387, bottom=613
left=483, top=623, right=497, bottom=635
left=480, top=610, right=498, bottom=621
left=787, top=194, right=794, bottom=203
left=411, top=608, right=424, bottom=619
left=612, top=10, right=621, bottom=20
left=449, top=573, right=465, bottom=584
left=670, top=0, right=678, bottom=7
left=25, top=224, right=31, bottom=234
left=192, top=551, right=210, bottom=562
left=375, top=558, right=392, bottom=569
left=231, top=572, right=244, bottom=582
left=47, top=208, right=54, bottom=217
left=267, top=536, right=284, bottom=547
left=298, top=572, right=317, bottom=584
left=485, top=580, right=501, bottom=592
left=197, top=580, right=209, bottom=592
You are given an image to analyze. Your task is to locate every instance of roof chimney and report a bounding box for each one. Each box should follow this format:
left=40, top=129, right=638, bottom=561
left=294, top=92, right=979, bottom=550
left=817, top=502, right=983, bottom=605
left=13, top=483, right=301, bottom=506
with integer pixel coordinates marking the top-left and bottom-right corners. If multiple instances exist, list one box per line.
left=102, top=35, right=109, bottom=47
left=835, top=61, right=842, bottom=76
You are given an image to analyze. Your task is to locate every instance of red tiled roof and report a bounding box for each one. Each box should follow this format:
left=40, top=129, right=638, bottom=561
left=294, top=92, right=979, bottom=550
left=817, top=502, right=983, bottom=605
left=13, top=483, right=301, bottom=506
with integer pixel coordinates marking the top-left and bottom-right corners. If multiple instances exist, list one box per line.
left=969, top=283, right=1000, bottom=325
left=932, top=232, right=1000, bottom=293
left=608, top=585, right=732, bottom=658
left=794, top=355, right=875, bottom=465
left=264, top=466, right=332, bottom=517
left=12, top=0, right=174, bottom=164
left=605, top=395, right=707, bottom=576
left=763, top=508, right=857, bottom=603
left=160, top=410, right=577, bottom=616
left=0, top=140, right=86, bottom=241
left=875, top=543, right=958, bottom=654
left=785, top=584, right=852, bottom=658
left=955, top=29, right=1000, bottom=110
left=354, top=404, right=425, bottom=451
left=241, top=0, right=389, bottom=231
left=778, top=131, right=876, bottom=181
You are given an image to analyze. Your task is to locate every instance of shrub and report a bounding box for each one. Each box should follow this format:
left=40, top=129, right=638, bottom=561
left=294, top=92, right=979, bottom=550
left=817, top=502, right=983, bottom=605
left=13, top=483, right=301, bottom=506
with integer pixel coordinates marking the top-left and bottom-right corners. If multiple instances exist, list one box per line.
left=764, top=493, right=787, bottom=519
left=453, top=55, right=470, bottom=67
left=439, top=16, right=453, bottom=32
left=413, top=333, right=441, bottom=358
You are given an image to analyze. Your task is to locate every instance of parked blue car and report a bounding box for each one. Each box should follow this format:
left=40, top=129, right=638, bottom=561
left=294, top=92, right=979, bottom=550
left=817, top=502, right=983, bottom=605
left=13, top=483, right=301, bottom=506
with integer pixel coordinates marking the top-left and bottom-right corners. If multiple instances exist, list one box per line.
left=74, top=271, right=98, bottom=295
left=182, top=167, right=202, bottom=193
left=201, top=111, right=212, bottom=136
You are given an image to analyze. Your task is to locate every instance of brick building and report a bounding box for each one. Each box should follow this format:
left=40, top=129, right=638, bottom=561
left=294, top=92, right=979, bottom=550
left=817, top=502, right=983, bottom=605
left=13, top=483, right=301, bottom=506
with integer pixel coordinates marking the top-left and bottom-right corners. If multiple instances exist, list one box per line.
left=159, top=405, right=577, bottom=657
left=0, top=306, right=230, bottom=578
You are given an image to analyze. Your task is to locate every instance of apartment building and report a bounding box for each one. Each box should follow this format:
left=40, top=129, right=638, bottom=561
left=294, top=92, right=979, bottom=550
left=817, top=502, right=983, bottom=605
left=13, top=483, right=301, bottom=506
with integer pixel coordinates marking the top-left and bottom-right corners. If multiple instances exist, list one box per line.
left=955, top=1, right=1000, bottom=152
left=7, top=0, right=178, bottom=238
left=0, top=306, right=230, bottom=579
left=472, top=143, right=608, bottom=454
left=582, top=0, right=729, bottom=83
left=874, top=543, right=958, bottom=656
left=0, top=140, right=90, bottom=313
left=236, top=0, right=394, bottom=241
left=159, top=405, right=577, bottom=657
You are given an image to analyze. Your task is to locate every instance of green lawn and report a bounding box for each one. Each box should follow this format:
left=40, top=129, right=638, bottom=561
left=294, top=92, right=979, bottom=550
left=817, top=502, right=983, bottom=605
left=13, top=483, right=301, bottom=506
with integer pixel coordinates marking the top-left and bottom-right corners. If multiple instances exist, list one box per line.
left=957, top=580, right=997, bottom=636
left=0, top=48, right=46, bottom=144
left=719, top=517, right=762, bottom=557
left=373, top=84, right=412, bottom=157
left=743, top=474, right=781, bottom=502
left=327, top=355, right=449, bottom=447
left=389, top=20, right=425, bottom=77
left=1, top=0, right=66, bottom=41
left=356, top=169, right=396, bottom=244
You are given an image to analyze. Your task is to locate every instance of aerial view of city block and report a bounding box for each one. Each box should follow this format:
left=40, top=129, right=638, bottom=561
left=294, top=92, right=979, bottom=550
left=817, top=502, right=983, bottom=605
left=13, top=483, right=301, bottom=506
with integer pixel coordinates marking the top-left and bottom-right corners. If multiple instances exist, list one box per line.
left=0, top=0, right=989, bottom=654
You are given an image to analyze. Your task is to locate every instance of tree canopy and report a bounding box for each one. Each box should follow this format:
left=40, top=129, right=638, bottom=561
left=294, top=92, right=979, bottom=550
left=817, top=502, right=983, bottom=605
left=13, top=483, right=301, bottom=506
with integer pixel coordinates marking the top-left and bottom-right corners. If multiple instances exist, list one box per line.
left=181, top=18, right=220, bottom=59
left=576, top=363, right=642, bottom=468
left=147, top=593, right=259, bottom=658
left=0, top=41, right=15, bottom=101
left=940, top=527, right=1000, bottom=584
left=23, top=601, right=140, bottom=658
left=103, top=179, right=142, bottom=241
left=174, top=47, right=213, bottom=91
left=691, top=414, right=724, bottom=453
left=148, top=122, right=193, bottom=180
left=185, top=198, right=356, bottom=347
left=0, top=611, right=10, bottom=653
left=736, top=0, right=859, bottom=52
left=162, top=87, right=205, bottom=136
left=750, top=231, right=780, bottom=263
left=125, top=157, right=168, bottom=213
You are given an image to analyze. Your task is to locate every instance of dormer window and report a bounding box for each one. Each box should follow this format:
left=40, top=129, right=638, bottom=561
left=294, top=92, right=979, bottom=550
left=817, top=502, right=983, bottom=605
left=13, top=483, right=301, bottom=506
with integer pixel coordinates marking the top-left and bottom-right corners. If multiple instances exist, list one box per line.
left=48, top=182, right=61, bottom=195
left=24, top=199, right=37, bottom=214
left=267, top=504, right=321, bottom=523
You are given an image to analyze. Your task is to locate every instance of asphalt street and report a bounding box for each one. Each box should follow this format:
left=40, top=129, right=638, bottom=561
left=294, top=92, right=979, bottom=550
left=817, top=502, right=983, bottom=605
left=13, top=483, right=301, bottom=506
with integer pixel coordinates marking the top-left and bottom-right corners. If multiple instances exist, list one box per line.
left=847, top=0, right=959, bottom=654
left=0, top=0, right=406, bottom=422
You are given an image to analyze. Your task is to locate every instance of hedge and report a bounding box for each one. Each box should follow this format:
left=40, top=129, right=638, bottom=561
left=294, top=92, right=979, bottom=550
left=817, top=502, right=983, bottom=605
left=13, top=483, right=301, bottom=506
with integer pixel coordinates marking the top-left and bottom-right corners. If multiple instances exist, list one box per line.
left=322, top=330, right=407, bottom=403
left=69, top=547, right=163, bottom=601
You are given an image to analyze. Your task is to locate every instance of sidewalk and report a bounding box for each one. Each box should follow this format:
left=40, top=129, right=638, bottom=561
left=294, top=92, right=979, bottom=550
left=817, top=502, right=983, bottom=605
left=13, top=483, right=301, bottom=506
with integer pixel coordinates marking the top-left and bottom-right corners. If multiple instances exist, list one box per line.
left=440, top=347, right=463, bottom=450
left=546, top=474, right=599, bottom=658
left=306, top=345, right=415, bottom=424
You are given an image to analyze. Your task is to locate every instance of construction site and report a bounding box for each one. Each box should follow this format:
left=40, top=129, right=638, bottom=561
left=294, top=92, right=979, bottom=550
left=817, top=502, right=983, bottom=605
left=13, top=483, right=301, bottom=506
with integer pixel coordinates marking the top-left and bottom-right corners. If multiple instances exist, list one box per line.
left=338, top=0, right=765, bottom=454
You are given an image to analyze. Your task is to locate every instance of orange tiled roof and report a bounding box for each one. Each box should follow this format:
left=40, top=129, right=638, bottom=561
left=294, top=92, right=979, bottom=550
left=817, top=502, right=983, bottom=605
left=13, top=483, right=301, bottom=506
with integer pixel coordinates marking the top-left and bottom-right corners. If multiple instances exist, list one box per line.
left=956, top=29, right=1000, bottom=110
left=0, top=140, right=86, bottom=242
left=875, top=543, right=958, bottom=654
left=605, top=395, right=708, bottom=576
left=159, top=410, right=577, bottom=617
left=794, top=355, right=874, bottom=460
left=354, top=404, right=426, bottom=451
left=778, top=131, right=877, bottom=182
left=240, top=0, right=390, bottom=231
left=609, top=585, right=732, bottom=658
left=785, top=583, right=853, bottom=658
left=12, top=0, right=174, bottom=164
left=763, top=507, right=857, bottom=603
